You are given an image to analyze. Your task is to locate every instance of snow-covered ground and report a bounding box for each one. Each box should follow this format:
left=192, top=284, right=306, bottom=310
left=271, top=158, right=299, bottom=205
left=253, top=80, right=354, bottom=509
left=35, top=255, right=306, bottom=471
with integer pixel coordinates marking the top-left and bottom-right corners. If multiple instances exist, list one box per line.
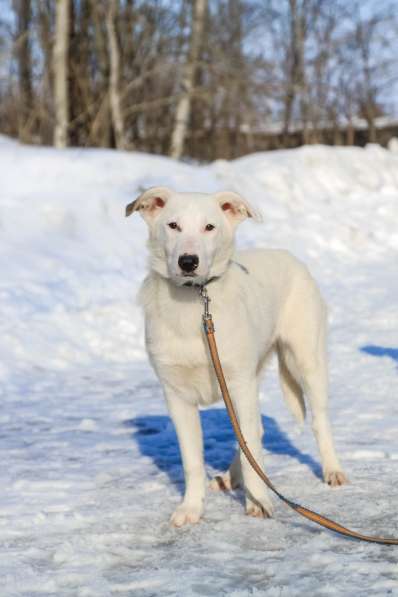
left=1, top=136, right=398, bottom=596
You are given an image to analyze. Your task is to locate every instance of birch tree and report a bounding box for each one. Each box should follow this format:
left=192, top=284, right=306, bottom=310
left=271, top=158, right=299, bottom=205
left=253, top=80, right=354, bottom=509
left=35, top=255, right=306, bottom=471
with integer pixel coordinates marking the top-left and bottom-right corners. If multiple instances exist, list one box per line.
left=169, top=0, right=207, bottom=159
left=106, top=0, right=128, bottom=149
left=53, top=0, right=70, bottom=148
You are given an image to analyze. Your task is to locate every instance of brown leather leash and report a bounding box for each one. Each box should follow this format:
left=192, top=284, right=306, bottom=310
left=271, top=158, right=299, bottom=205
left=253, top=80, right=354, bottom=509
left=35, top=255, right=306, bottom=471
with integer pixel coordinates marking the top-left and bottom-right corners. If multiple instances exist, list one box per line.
left=198, top=285, right=398, bottom=545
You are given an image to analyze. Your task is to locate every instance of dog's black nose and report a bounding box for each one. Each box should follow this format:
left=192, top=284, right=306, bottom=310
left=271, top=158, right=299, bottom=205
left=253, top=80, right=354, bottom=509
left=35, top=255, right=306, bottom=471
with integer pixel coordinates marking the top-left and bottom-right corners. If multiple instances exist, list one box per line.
left=178, top=254, right=199, bottom=273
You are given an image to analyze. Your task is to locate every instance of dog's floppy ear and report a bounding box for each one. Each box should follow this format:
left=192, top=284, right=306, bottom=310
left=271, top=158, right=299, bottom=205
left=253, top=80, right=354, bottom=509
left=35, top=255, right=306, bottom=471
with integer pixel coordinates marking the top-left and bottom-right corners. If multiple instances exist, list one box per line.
left=125, top=186, right=171, bottom=220
left=214, top=191, right=262, bottom=224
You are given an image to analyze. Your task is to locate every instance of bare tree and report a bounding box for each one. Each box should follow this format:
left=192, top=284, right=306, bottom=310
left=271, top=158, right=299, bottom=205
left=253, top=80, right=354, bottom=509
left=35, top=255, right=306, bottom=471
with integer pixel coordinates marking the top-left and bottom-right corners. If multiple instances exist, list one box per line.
left=282, top=0, right=306, bottom=141
left=353, top=8, right=384, bottom=143
left=89, top=0, right=111, bottom=147
left=170, top=0, right=207, bottom=159
left=53, top=0, right=70, bottom=148
left=1, top=0, right=398, bottom=156
left=106, top=0, right=128, bottom=149
left=197, top=0, right=262, bottom=160
left=13, top=0, right=32, bottom=141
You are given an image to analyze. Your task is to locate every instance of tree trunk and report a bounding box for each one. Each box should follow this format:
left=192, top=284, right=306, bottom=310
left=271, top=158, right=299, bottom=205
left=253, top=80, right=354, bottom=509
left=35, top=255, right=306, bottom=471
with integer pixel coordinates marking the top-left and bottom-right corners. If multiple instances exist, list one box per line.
left=14, top=0, right=32, bottom=142
left=106, top=0, right=128, bottom=150
left=346, top=120, right=355, bottom=145
left=91, top=0, right=111, bottom=147
left=364, top=94, right=377, bottom=143
left=169, top=0, right=207, bottom=160
left=37, top=1, right=54, bottom=144
left=283, top=0, right=307, bottom=144
left=38, top=2, right=53, bottom=95
left=53, top=0, right=70, bottom=148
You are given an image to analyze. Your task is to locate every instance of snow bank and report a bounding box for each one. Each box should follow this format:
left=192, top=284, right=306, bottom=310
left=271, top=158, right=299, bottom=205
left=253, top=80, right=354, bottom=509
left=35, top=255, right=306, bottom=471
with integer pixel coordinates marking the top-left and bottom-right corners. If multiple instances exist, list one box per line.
left=1, top=139, right=397, bottom=377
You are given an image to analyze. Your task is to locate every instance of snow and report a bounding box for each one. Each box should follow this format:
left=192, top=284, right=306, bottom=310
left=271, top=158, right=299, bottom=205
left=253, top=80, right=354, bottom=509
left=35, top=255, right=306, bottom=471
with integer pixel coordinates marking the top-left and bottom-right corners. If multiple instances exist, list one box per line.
left=1, top=137, right=398, bottom=595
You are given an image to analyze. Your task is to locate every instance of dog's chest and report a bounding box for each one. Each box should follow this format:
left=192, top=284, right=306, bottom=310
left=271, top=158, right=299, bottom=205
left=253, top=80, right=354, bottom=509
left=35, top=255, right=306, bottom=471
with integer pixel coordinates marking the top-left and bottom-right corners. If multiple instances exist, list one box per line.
left=142, top=286, right=223, bottom=404
left=139, top=269, right=277, bottom=404
left=145, top=309, right=208, bottom=367
left=146, top=316, right=222, bottom=404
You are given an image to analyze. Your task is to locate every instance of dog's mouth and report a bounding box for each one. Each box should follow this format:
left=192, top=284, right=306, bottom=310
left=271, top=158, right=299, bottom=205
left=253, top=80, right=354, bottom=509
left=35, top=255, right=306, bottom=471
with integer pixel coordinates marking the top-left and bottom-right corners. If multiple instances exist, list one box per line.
left=168, top=263, right=214, bottom=287
left=182, top=281, right=198, bottom=287
left=170, top=269, right=220, bottom=288
left=174, top=272, right=207, bottom=288
left=181, top=273, right=201, bottom=287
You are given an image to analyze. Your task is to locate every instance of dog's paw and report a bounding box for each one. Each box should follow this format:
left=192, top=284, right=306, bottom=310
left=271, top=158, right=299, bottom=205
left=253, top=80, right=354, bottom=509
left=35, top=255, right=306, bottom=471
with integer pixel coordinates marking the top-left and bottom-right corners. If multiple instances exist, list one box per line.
left=210, top=461, right=242, bottom=492
left=210, top=470, right=243, bottom=491
left=324, top=470, right=349, bottom=487
left=245, top=494, right=273, bottom=519
left=210, top=473, right=232, bottom=492
left=246, top=502, right=273, bottom=519
left=170, top=503, right=203, bottom=527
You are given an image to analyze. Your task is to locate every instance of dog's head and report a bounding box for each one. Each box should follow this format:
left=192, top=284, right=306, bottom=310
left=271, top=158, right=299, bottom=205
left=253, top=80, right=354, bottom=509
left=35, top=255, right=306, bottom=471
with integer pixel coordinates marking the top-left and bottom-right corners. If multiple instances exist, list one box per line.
left=126, top=187, right=261, bottom=286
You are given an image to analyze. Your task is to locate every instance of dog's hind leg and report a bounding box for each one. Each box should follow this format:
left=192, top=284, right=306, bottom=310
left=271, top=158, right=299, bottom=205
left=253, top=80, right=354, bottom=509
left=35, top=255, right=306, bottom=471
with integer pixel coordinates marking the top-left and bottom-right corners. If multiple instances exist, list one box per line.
left=210, top=450, right=242, bottom=491
left=210, top=414, right=265, bottom=492
left=277, top=343, right=306, bottom=425
left=280, top=287, right=347, bottom=487
left=165, top=390, right=207, bottom=526
left=300, top=357, right=348, bottom=487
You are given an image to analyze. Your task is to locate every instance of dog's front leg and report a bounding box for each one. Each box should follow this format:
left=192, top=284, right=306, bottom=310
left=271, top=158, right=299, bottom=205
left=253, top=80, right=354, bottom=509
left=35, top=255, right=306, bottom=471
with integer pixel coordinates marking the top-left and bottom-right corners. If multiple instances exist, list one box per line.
left=165, top=389, right=206, bottom=527
left=229, top=378, right=274, bottom=518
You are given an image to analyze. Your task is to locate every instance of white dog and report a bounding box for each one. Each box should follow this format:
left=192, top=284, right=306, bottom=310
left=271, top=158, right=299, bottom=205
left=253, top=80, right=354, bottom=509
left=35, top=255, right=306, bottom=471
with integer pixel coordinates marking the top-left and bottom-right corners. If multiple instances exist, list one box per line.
left=126, top=186, right=347, bottom=527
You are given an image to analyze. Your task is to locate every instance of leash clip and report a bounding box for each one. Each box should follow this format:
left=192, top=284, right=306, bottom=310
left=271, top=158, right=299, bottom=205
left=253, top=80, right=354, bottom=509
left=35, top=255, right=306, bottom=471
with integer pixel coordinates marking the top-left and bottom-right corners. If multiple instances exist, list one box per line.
left=198, top=285, right=214, bottom=332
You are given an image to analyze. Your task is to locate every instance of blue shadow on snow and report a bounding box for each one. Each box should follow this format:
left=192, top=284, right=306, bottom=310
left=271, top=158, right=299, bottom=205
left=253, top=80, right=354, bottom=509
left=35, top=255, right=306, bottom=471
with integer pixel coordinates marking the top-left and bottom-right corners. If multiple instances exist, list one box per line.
left=360, top=345, right=398, bottom=368
left=127, top=409, right=322, bottom=493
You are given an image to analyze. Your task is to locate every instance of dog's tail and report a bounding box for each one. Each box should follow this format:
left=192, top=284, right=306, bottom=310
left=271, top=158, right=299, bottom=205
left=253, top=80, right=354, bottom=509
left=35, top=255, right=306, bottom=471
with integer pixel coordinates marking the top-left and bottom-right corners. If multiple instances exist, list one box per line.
left=276, top=344, right=306, bottom=424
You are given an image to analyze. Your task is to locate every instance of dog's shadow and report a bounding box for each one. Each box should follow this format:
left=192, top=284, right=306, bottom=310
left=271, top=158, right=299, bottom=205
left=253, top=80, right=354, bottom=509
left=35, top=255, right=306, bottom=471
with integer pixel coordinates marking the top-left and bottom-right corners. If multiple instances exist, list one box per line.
left=361, top=345, right=398, bottom=368
left=127, top=409, right=322, bottom=493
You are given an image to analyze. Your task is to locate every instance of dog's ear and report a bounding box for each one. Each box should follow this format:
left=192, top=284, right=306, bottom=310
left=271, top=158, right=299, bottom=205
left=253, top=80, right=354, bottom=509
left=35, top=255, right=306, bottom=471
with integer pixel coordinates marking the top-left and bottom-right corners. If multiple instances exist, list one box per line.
left=214, top=191, right=262, bottom=224
left=125, top=186, right=171, bottom=220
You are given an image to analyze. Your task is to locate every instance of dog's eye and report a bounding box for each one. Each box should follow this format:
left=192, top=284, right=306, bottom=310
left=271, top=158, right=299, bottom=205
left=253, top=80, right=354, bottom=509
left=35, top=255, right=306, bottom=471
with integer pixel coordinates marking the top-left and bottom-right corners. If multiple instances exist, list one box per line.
left=168, top=222, right=179, bottom=230
left=205, top=224, right=215, bottom=231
